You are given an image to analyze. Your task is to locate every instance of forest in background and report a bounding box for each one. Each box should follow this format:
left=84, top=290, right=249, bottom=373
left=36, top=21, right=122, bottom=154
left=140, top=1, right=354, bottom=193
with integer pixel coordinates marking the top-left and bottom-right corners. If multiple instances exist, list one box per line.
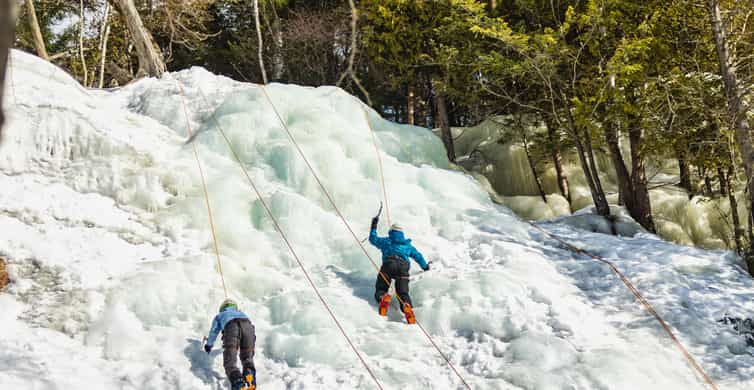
left=5, top=0, right=754, bottom=272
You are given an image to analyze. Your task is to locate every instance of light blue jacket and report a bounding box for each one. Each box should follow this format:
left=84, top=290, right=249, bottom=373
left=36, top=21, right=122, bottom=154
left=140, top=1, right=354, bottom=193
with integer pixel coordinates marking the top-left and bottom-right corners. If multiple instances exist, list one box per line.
left=369, top=228, right=428, bottom=270
left=206, top=307, right=249, bottom=348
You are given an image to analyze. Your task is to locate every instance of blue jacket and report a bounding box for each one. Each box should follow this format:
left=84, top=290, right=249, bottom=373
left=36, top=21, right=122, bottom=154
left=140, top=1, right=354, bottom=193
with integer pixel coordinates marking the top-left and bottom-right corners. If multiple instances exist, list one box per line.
left=206, top=307, right=249, bottom=348
left=369, top=228, right=428, bottom=270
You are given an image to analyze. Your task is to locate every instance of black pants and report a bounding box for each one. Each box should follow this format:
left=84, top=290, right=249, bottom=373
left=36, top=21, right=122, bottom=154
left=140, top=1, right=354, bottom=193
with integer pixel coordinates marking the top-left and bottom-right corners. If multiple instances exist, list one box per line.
left=222, top=318, right=256, bottom=383
left=374, top=257, right=411, bottom=307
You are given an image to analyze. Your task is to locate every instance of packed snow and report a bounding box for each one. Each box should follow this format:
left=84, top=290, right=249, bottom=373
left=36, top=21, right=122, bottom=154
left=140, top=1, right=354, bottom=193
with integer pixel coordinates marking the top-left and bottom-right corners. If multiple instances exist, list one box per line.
left=2, top=50, right=754, bottom=389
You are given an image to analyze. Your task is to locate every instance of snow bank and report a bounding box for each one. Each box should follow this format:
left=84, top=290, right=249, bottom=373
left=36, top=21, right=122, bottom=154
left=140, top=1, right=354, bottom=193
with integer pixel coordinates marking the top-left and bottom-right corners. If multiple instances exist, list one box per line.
left=2, top=50, right=754, bottom=389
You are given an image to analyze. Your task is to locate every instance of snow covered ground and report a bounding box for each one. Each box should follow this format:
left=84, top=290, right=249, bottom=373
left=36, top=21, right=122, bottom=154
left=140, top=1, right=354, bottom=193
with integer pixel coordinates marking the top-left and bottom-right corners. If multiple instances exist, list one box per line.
left=2, top=50, right=754, bottom=389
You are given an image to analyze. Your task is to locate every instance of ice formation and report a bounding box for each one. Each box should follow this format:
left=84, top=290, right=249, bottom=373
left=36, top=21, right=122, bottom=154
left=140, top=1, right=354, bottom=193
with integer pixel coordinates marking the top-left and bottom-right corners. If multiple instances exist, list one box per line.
left=2, top=50, right=754, bottom=389
left=450, top=118, right=746, bottom=249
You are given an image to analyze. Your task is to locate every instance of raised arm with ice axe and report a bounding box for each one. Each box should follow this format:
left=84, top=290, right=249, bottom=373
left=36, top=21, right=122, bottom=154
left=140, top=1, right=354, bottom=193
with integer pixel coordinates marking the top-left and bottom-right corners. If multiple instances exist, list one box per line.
left=367, top=204, right=429, bottom=324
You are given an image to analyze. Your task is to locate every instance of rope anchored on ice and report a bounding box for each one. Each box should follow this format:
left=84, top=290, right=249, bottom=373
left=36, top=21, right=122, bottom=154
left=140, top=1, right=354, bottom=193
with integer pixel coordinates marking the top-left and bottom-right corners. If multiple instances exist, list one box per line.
left=259, top=86, right=472, bottom=389
left=173, top=78, right=228, bottom=299
left=528, top=221, right=719, bottom=390
left=181, top=81, right=386, bottom=390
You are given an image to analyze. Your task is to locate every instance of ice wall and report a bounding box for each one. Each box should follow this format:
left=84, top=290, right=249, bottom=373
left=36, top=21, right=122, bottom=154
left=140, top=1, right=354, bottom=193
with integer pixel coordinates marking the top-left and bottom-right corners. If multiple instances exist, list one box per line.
left=2, top=50, right=754, bottom=389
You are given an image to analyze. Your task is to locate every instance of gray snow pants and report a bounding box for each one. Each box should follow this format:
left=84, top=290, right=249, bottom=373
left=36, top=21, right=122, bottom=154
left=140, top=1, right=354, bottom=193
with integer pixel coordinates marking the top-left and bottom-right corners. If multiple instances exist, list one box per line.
left=222, top=318, right=256, bottom=383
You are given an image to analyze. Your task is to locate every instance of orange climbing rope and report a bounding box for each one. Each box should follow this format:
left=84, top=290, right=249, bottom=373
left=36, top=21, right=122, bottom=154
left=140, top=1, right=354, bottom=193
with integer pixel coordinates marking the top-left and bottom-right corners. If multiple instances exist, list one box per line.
left=259, top=86, right=472, bottom=390
left=185, top=82, right=385, bottom=390
left=10, top=46, right=718, bottom=388
left=527, top=222, right=719, bottom=390
left=361, top=106, right=391, bottom=226
left=173, top=79, right=229, bottom=299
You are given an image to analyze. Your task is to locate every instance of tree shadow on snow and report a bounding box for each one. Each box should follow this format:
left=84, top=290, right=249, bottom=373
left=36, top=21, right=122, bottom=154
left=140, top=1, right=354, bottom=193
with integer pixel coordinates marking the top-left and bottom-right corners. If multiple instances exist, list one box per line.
left=183, top=338, right=225, bottom=390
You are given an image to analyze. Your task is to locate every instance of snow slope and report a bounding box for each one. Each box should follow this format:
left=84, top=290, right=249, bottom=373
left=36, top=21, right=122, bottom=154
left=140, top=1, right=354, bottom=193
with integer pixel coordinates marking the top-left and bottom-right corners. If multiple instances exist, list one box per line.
left=2, top=50, right=754, bottom=389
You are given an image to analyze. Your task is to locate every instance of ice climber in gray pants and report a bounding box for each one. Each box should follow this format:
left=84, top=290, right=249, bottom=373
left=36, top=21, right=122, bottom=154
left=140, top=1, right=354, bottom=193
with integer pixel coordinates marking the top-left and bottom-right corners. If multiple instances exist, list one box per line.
left=204, top=299, right=257, bottom=390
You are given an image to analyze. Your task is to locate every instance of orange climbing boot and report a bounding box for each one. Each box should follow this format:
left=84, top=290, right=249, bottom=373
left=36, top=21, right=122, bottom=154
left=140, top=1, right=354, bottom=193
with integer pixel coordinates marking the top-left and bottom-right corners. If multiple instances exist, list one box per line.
left=378, top=293, right=391, bottom=316
left=243, top=374, right=256, bottom=390
left=402, top=303, right=416, bottom=324
left=241, top=368, right=256, bottom=390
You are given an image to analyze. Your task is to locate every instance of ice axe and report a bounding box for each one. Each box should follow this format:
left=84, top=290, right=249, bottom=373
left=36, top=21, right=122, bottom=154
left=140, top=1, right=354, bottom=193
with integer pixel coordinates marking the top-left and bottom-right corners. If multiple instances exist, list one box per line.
left=361, top=202, right=383, bottom=243
left=373, top=201, right=383, bottom=220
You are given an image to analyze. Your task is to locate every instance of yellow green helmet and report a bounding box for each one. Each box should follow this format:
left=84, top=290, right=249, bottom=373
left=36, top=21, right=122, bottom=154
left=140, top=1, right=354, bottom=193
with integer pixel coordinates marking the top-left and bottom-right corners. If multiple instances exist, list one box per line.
left=219, top=298, right=238, bottom=312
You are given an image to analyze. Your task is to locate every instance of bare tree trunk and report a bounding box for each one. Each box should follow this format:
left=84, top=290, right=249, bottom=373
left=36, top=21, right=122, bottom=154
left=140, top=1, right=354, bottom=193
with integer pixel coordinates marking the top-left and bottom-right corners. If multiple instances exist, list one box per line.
left=583, top=122, right=609, bottom=212
left=565, top=107, right=610, bottom=217
left=708, top=0, right=754, bottom=273
left=262, top=0, right=284, bottom=81
left=546, top=118, right=571, bottom=206
left=79, top=0, right=89, bottom=87
left=407, top=84, right=415, bottom=125
left=628, top=122, right=656, bottom=233
left=0, top=0, right=14, bottom=137
left=271, top=10, right=284, bottom=80
left=726, top=135, right=745, bottom=254
left=749, top=210, right=754, bottom=250
left=604, top=120, right=634, bottom=211
left=704, top=172, right=714, bottom=195
left=520, top=119, right=547, bottom=203
left=25, top=0, right=48, bottom=60
left=106, top=61, right=131, bottom=86
left=111, top=0, right=165, bottom=77
left=434, top=84, right=456, bottom=163
left=98, top=3, right=111, bottom=88
left=723, top=165, right=744, bottom=253
left=729, top=188, right=743, bottom=253
left=678, top=151, right=693, bottom=197
left=336, top=0, right=372, bottom=106
left=718, top=167, right=728, bottom=195
left=747, top=210, right=754, bottom=275
left=253, top=0, right=267, bottom=84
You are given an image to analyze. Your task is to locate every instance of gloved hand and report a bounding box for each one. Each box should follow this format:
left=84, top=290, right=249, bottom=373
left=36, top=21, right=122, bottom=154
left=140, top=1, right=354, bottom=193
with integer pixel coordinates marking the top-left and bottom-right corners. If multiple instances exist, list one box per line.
left=423, top=262, right=430, bottom=272
left=204, top=344, right=212, bottom=354
left=371, top=217, right=379, bottom=230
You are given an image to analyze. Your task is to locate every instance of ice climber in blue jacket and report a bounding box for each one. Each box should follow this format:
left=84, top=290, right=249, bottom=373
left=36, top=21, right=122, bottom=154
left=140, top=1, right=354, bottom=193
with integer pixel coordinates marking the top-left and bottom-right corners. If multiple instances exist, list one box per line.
left=369, top=216, right=429, bottom=324
left=204, top=299, right=257, bottom=390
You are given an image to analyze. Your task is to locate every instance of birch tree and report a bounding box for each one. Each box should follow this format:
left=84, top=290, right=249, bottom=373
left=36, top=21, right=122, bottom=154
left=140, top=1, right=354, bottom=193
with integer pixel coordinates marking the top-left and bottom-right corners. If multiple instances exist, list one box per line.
left=253, top=0, right=267, bottom=84
left=110, top=0, right=165, bottom=77
left=707, top=0, right=754, bottom=269
left=25, top=0, right=48, bottom=60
